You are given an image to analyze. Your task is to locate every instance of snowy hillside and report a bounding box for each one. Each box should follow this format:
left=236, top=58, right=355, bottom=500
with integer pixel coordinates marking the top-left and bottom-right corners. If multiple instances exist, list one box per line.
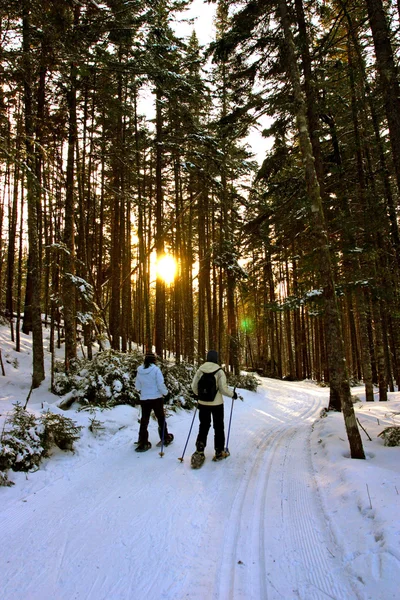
left=0, top=325, right=399, bottom=599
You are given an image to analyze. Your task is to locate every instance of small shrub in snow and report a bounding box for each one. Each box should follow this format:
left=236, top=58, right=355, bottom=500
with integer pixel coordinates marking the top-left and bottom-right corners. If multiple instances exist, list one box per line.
left=52, top=360, right=76, bottom=395
left=0, top=471, right=12, bottom=486
left=41, top=411, right=82, bottom=452
left=378, top=426, right=400, bottom=446
left=88, top=417, right=105, bottom=435
left=226, top=372, right=259, bottom=393
left=161, top=361, right=197, bottom=409
left=0, top=404, right=82, bottom=485
left=0, top=404, right=44, bottom=473
left=53, top=349, right=143, bottom=408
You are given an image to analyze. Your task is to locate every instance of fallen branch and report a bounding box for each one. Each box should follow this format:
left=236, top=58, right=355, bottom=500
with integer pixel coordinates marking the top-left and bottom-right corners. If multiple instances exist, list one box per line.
left=357, top=417, right=372, bottom=441
left=23, top=383, right=34, bottom=409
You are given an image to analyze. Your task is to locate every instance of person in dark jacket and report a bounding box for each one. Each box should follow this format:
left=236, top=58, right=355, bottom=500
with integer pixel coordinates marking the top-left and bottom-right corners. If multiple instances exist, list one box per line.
left=191, top=350, right=237, bottom=465
left=134, top=352, right=173, bottom=452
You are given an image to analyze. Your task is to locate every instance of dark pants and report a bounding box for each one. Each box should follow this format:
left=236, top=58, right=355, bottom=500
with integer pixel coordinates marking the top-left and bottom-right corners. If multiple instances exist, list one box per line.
left=196, top=403, right=225, bottom=452
left=139, top=398, right=168, bottom=444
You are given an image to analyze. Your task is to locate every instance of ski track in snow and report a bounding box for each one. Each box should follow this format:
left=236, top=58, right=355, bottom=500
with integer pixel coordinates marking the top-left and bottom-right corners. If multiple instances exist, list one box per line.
left=0, top=381, right=360, bottom=600
left=213, top=382, right=358, bottom=600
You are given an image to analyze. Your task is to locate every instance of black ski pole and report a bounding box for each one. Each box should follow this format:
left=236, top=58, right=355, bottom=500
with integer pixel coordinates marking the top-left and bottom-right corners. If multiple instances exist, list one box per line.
left=178, top=405, right=198, bottom=462
left=159, top=417, right=167, bottom=457
left=225, top=386, right=236, bottom=455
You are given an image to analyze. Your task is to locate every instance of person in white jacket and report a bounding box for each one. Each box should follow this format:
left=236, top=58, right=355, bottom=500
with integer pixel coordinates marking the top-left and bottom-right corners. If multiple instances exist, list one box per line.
left=191, top=349, right=237, bottom=464
left=134, top=352, right=173, bottom=452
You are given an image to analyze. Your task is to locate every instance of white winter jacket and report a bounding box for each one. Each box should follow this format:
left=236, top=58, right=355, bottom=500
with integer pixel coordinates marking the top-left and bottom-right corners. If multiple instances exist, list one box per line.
left=191, top=361, right=234, bottom=406
left=135, top=364, right=168, bottom=400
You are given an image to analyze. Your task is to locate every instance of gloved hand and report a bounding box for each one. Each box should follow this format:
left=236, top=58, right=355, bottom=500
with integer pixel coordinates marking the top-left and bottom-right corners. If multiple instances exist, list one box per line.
left=164, top=392, right=171, bottom=403
left=232, top=391, right=238, bottom=400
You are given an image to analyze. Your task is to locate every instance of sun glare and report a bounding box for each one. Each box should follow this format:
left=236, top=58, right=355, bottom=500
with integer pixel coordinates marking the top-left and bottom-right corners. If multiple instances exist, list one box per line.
left=156, top=254, right=177, bottom=285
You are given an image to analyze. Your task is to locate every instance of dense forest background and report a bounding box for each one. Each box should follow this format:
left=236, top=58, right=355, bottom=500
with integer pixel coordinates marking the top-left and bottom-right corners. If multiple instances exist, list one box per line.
left=1, top=0, right=399, bottom=437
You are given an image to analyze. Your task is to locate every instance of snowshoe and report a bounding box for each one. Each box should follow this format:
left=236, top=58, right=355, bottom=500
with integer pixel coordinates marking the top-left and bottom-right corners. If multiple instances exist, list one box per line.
left=212, top=450, right=230, bottom=462
left=191, top=451, right=205, bottom=469
left=156, top=434, right=174, bottom=447
left=135, top=441, right=152, bottom=453
left=164, top=433, right=174, bottom=446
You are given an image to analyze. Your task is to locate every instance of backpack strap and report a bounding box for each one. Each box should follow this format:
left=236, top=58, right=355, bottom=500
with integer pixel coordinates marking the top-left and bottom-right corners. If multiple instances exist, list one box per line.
left=211, top=368, right=222, bottom=375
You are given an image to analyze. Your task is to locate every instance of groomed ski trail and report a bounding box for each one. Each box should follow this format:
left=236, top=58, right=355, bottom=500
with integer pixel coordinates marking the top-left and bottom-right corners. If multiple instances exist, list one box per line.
left=0, top=379, right=359, bottom=600
left=213, top=379, right=358, bottom=600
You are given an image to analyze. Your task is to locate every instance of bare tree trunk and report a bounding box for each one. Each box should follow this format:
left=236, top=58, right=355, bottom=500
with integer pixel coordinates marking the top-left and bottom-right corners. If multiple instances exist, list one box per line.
left=16, top=172, right=25, bottom=353
left=278, top=0, right=364, bottom=458
left=75, top=82, right=92, bottom=359
left=109, top=61, right=124, bottom=351
left=292, top=253, right=303, bottom=379
left=173, top=156, right=182, bottom=362
left=182, top=186, right=194, bottom=363
left=347, top=37, right=389, bottom=401
left=197, top=190, right=207, bottom=361
left=63, top=60, right=78, bottom=369
left=155, top=88, right=165, bottom=356
left=284, top=253, right=295, bottom=379
left=22, top=0, right=44, bottom=387
left=6, top=123, right=21, bottom=322
left=371, top=294, right=388, bottom=401
left=364, top=0, right=400, bottom=195
left=355, top=290, right=374, bottom=402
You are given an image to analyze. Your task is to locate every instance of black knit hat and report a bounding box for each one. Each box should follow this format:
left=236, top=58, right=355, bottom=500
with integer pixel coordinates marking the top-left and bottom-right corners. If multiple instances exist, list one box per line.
left=144, top=352, right=156, bottom=365
left=206, top=350, right=218, bottom=364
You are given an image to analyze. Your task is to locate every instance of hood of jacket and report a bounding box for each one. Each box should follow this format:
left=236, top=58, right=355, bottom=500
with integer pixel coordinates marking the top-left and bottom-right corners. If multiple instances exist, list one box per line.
left=138, top=363, right=157, bottom=376
left=199, top=361, right=222, bottom=374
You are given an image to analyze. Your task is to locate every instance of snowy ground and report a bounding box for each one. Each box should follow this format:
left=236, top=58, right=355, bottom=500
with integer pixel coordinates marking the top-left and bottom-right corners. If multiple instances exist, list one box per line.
left=0, top=325, right=399, bottom=600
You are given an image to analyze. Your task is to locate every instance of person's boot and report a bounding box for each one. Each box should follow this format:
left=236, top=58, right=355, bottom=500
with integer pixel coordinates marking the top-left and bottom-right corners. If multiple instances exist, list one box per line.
left=191, top=441, right=205, bottom=468
left=135, top=441, right=152, bottom=453
left=213, top=449, right=229, bottom=461
left=158, top=425, right=174, bottom=446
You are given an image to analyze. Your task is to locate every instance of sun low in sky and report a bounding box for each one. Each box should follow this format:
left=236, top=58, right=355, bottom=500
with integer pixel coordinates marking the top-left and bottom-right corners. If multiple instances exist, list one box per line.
left=156, top=254, right=177, bottom=285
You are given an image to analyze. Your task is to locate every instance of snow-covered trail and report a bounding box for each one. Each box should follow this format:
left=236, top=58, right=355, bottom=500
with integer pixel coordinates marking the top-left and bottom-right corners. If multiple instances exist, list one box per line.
left=0, top=380, right=358, bottom=600
left=211, top=380, right=357, bottom=600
